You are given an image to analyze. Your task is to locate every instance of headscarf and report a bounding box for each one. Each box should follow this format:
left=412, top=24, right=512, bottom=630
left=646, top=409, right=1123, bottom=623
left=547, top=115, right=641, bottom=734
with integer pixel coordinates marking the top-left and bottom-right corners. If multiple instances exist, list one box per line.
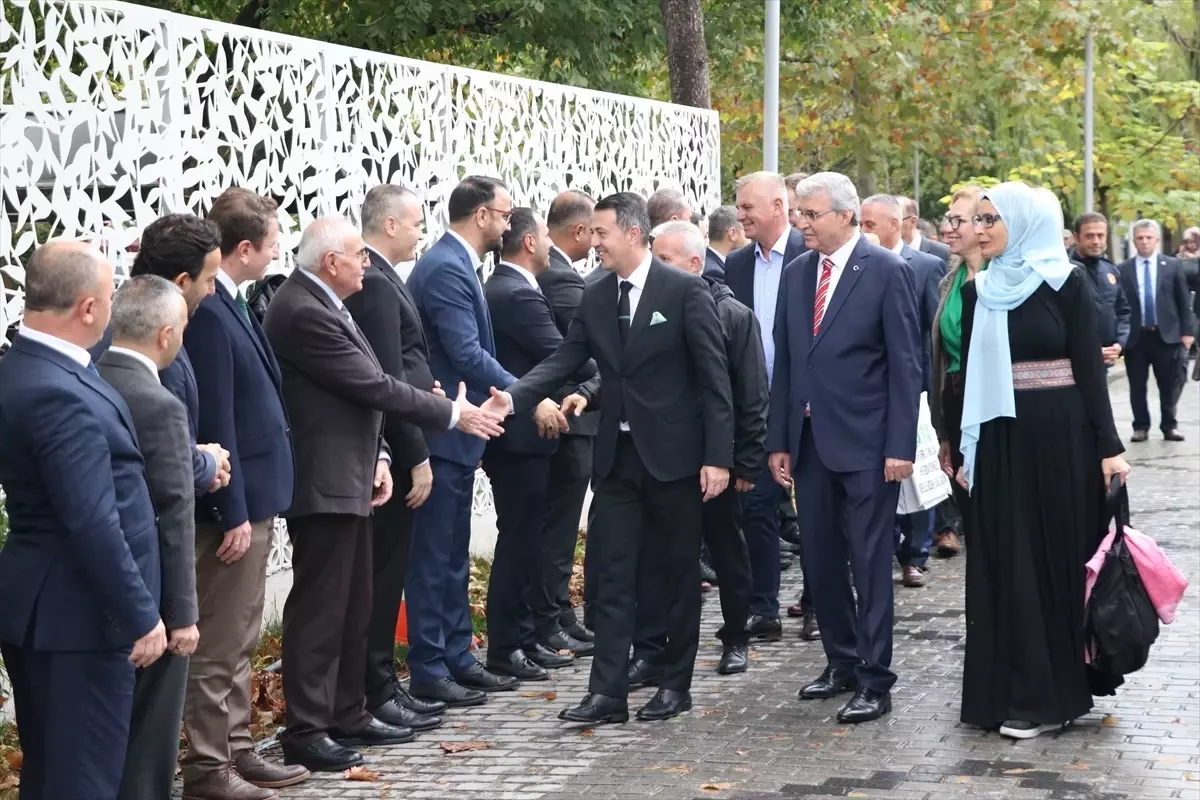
left=959, top=182, right=1075, bottom=491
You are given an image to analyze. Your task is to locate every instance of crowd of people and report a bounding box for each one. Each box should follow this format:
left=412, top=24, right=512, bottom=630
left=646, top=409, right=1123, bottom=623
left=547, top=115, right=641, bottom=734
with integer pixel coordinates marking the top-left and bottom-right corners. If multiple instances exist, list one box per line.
left=0, top=166, right=1193, bottom=800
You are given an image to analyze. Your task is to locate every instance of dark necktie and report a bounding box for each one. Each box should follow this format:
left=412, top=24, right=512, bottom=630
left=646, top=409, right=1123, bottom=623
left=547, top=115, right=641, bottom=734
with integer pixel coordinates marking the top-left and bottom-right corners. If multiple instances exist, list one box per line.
left=1142, top=259, right=1157, bottom=327
left=234, top=290, right=252, bottom=323
left=618, top=280, right=633, bottom=347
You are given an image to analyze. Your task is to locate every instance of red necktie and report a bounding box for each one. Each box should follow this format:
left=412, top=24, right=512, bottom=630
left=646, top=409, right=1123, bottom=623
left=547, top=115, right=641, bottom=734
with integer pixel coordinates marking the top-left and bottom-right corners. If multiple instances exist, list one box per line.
left=813, top=257, right=834, bottom=335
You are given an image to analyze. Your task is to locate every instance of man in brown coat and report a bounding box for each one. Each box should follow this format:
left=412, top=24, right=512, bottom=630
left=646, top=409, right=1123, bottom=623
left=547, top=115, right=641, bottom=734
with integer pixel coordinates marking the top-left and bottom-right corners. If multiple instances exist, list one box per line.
left=262, top=216, right=504, bottom=773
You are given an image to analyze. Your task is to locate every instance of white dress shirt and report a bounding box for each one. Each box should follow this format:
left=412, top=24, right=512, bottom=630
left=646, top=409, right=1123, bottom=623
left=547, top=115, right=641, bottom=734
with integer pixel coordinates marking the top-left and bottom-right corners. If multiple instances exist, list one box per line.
left=16, top=324, right=91, bottom=367
left=500, top=261, right=541, bottom=291
left=551, top=244, right=575, bottom=268
left=617, top=251, right=653, bottom=431
left=707, top=246, right=726, bottom=266
left=906, top=230, right=923, bottom=250
left=889, top=238, right=905, bottom=256
left=107, top=346, right=162, bottom=383
left=753, top=228, right=789, bottom=387
left=446, top=229, right=483, bottom=270
left=816, top=231, right=861, bottom=322
left=215, top=268, right=240, bottom=299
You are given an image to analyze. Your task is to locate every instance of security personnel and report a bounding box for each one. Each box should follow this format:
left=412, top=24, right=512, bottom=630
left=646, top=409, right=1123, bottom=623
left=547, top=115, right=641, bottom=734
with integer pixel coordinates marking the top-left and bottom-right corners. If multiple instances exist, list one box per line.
left=1072, top=211, right=1131, bottom=368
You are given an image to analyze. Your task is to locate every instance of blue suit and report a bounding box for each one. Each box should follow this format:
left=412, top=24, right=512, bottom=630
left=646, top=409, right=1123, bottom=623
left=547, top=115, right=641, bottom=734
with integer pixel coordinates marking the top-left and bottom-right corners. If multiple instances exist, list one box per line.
left=898, top=243, right=947, bottom=394
left=404, top=233, right=517, bottom=683
left=161, top=345, right=219, bottom=496
left=184, top=283, right=293, bottom=529
left=0, top=334, right=162, bottom=799
left=767, top=234, right=921, bottom=692
left=723, top=229, right=808, bottom=617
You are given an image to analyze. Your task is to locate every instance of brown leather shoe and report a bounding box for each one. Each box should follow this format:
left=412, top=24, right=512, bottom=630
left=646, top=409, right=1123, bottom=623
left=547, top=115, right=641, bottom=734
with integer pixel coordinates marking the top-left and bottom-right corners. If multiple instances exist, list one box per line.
left=901, top=565, right=927, bottom=588
left=1131, top=429, right=1149, bottom=443
left=786, top=602, right=806, bottom=618
left=933, top=531, right=961, bottom=557
left=182, top=765, right=278, bottom=800
left=234, top=750, right=310, bottom=789
left=1164, top=429, right=1185, bottom=442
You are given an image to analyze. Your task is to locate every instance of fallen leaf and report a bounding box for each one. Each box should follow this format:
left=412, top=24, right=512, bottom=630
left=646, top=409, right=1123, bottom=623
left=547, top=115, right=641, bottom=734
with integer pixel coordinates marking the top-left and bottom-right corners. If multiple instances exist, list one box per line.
left=1004, top=768, right=1038, bottom=775
left=954, top=776, right=971, bottom=783
left=519, top=691, right=557, bottom=701
left=4, top=750, right=22, bottom=771
left=344, top=766, right=381, bottom=782
left=1101, top=714, right=1118, bottom=727
left=831, top=728, right=848, bottom=737
left=578, top=729, right=594, bottom=737
left=439, top=741, right=491, bottom=754
left=848, top=793, right=869, bottom=798
left=734, top=749, right=748, bottom=756
left=664, top=765, right=692, bottom=775
left=702, top=708, right=719, bottom=717
left=701, top=783, right=733, bottom=793
left=0, top=774, right=19, bottom=790
left=452, top=723, right=470, bottom=729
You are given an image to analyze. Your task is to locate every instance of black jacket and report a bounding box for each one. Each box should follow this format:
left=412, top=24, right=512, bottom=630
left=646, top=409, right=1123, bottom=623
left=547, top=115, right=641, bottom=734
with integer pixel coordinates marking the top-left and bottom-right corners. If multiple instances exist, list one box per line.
left=1076, top=255, right=1132, bottom=350
left=537, top=248, right=599, bottom=437
left=706, top=278, right=767, bottom=482
left=1118, top=254, right=1197, bottom=348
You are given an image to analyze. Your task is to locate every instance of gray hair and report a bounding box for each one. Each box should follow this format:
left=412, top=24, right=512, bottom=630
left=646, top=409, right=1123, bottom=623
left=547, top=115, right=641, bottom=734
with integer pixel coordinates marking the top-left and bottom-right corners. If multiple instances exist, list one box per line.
left=861, top=193, right=902, bottom=222
left=111, top=275, right=184, bottom=344
left=900, top=196, right=919, bottom=218
left=647, top=188, right=692, bottom=228
left=734, top=171, right=787, bottom=199
left=653, top=220, right=707, bottom=263
left=23, top=241, right=106, bottom=313
left=1132, top=218, right=1160, bottom=237
left=297, top=216, right=357, bottom=272
left=707, top=205, right=742, bottom=243
left=361, top=184, right=418, bottom=234
left=794, top=172, right=861, bottom=220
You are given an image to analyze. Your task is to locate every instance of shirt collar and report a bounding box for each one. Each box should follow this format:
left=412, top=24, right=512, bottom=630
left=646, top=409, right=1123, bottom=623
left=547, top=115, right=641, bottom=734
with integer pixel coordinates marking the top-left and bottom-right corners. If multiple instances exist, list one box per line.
left=550, top=244, right=574, bottom=267
left=825, top=231, right=862, bottom=271
left=708, top=246, right=726, bottom=265
left=364, top=242, right=393, bottom=267
left=300, top=268, right=344, bottom=310
left=622, top=250, right=653, bottom=290
left=889, top=238, right=905, bottom=256
left=16, top=324, right=91, bottom=368
left=755, top=228, right=790, bottom=264
left=500, top=261, right=541, bottom=291
left=215, top=268, right=239, bottom=298
left=906, top=230, right=922, bottom=249
left=446, top=229, right=483, bottom=269
left=107, top=346, right=161, bottom=383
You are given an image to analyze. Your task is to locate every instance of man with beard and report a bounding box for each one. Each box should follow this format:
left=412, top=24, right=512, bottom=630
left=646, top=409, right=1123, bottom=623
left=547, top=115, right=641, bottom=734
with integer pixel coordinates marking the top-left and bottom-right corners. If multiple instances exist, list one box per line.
left=1070, top=212, right=1131, bottom=368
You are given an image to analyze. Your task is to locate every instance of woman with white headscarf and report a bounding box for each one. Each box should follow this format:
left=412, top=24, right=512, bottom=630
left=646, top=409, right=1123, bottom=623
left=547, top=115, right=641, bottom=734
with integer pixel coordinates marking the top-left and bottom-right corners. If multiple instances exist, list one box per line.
left=956, top=182, right=1130, bottom=740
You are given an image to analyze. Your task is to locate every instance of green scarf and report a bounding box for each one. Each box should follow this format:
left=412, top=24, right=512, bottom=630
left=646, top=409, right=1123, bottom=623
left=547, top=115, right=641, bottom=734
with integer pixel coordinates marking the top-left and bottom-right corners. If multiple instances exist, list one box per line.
left=939, top=262, right=988, bottom=374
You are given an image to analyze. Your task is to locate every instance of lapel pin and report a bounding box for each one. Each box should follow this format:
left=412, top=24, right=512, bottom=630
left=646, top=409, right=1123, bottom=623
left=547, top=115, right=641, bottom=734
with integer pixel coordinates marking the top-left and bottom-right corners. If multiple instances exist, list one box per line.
left=853, top=265, right=860, bottom=271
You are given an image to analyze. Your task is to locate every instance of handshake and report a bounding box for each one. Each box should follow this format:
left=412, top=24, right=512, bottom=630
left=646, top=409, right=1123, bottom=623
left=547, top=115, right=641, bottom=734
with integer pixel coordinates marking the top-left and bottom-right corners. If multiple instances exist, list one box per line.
left=198, top=443, right=231, bottom=493
left=432, top=382, right=591, bottom=442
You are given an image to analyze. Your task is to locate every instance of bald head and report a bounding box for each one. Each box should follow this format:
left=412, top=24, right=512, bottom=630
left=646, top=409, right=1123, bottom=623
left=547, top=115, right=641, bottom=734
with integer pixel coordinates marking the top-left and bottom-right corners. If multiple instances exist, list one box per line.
left=547, top=190, right=596, bottom=261
left=21, top=240, right=114, bottom=349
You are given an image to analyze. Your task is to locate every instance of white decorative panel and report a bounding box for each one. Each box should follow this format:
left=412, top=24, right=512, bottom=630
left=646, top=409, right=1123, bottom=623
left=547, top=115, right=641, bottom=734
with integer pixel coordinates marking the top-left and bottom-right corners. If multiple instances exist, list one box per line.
left=0, top=0, right=722, bottom=571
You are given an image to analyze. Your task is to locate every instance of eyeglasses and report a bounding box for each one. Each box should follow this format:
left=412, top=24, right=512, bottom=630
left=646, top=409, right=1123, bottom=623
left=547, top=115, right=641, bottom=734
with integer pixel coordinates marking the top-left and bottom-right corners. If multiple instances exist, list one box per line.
left=484, top=207, right=513, bottom=222
left=334, top=247, right=370, bottom=264
left=945, top=215, right=970, bottom=231
left=972, top=214, right=1003, bottom=229
left=794, top=209, right=836, bottom=223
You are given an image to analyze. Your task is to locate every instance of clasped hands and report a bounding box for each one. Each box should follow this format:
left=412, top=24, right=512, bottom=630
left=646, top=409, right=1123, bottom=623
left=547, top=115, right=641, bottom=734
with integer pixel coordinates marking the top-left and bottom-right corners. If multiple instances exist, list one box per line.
left=198, top=443, right=231, bottom=492
left=478, top=388, right=587, bottom=440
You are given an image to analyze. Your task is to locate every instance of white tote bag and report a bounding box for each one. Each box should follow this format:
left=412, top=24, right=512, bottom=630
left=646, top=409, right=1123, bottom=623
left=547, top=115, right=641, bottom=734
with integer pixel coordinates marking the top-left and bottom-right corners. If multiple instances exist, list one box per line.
left=897, top=392, right=952, bottom=515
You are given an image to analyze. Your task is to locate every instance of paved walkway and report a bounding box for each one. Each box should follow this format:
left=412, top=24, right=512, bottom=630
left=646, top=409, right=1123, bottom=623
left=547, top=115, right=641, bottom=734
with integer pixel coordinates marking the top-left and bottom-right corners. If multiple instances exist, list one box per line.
left=271, top=374, right=1200, bottom=800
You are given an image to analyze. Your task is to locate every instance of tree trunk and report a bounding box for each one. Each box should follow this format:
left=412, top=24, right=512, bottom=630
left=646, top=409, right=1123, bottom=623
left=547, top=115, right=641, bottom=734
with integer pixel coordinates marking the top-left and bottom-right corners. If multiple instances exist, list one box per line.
left=659, top=0, right=711, bottom=108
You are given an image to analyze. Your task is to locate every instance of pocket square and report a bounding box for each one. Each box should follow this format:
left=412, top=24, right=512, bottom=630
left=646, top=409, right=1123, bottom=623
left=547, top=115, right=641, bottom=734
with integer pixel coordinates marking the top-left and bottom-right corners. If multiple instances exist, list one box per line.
left=649, top=311, right=668, bottom=326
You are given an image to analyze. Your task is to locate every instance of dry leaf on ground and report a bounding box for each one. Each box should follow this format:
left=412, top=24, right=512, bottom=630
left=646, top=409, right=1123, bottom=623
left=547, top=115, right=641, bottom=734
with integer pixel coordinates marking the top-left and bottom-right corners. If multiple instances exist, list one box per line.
left=1101, top=714, right=1119, bottom=726
left=701, top=783, right=733, bottom=793
left=578, top=729, right=594, bottom=737
left=664, top=765, right=692, bottom=775
left=519, top=691, right=557, bottom=701
left=439, top=741, right=491, bottom=754
left=3, top=751, right=22, bottom=771
left=344, top=766, right=380, bottom=782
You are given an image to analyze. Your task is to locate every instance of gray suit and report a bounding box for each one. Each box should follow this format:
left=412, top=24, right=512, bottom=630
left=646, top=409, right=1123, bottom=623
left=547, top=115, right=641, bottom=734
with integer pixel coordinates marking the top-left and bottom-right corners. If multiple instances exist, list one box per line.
left=97, top=348, right=196, bottom=800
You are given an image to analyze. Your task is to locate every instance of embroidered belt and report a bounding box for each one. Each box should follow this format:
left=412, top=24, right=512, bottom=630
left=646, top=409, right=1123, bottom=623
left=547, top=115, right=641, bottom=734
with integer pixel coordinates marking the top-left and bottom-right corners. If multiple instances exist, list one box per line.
left=1012, top=358, right=1075, bottom=390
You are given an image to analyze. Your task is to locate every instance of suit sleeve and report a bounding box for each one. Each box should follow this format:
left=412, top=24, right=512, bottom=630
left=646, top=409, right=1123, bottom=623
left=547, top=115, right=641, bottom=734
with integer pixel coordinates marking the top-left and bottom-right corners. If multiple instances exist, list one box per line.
left=732, top=309, right=768, bottom=481
left=346, top=282, right=430, bottom=469
left=29, top=392, right=160, bottom=639
left=185, top=307, right=250, bottom=530
left=422, top=267, right=516, bottom=391
left=139, top=394, right=198, bottom=629
left=684, top=280, right=734, bottom=468
left=158, top=361, right=217, bottom=494
left=882, top=260, right=922, bottom=462
left=509, top=290, right=598, bottom=388
left=269, top=308, right=454, bottom=432
left=540, top=268, right=585, bottom=336
left=1113, top=278, right=1132, bottom=351
left=507, top=312, right=594, bottom=412
left=1174, top=260, right=1198, bottom=338
left=766, top=269, right=792, bottom=455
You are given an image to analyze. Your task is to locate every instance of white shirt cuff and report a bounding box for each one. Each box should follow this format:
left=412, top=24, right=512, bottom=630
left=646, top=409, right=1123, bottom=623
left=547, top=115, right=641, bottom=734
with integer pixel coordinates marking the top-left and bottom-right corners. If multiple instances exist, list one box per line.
left=377, top=447, right=391, bottom=465
left=448, top=402, right=460, bottom=430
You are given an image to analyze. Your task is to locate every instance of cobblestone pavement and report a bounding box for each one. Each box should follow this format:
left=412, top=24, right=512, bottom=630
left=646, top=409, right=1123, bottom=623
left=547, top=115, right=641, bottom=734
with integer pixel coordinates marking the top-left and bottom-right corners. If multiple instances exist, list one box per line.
left=271, top=374, right=1199, bottom=800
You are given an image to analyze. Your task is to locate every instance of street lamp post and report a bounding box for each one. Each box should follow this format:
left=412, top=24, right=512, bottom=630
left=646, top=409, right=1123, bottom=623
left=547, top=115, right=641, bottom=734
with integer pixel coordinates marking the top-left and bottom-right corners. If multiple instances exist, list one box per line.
left=763, top=0, right=780, bottom=172
left=1084, top=29, right=1094, bottom=213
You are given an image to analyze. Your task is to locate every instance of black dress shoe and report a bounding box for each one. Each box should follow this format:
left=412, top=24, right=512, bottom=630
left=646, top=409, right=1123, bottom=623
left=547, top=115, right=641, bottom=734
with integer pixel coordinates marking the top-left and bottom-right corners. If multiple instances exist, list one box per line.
left=1164, top=429, right=1186, bottom=442
left=331, top=717, right=415, bottom=746
left=699, top=558, right=718, bottom=585
left=409, top=676, right=487, bottom=708
left=282, top=735, right=363, bottom=772
left=562, top=621, right=595, bottom=642
left=558, top=693, right=629, bottom=725
left=540, top=630, right=594, bottom=657
left=526, top=642, right=575, bottom=669
left=747, top=615, right=783, bottom=641
left=486, top=649, right=550, bottom=681
left=717, top=645, right=748, bottom=675
left=627, top=657, right=662, bottom=689
left=798, top=666, right=858, bottom=700
left=368, top=696, right=442, bottom=732
left=395, top=684, right=447, bottom=716
left=837, top=688, right=892, bottom=723
left=780, top=540, right=801, bottom=555
left=1131, top=429, right=1149, bottom=442
left=636, top=688, right=692, bottom=721
left=780, top=523, right=801, bottom=546
left=799, top=611, right=821, bottom=641
left=453, top=662, right=520, bottom=692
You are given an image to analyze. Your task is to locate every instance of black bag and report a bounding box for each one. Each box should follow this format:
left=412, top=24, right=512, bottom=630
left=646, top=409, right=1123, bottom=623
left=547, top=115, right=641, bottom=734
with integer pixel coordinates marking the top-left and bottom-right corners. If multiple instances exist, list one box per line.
left=1084, top=477, right=1159, bottom=679
left=246, top=273, right=288, bottom=324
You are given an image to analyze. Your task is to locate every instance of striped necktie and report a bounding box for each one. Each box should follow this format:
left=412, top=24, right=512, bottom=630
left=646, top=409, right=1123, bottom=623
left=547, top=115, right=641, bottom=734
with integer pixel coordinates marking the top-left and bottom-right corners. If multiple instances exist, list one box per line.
left=813, top=257, right=834, bottom=335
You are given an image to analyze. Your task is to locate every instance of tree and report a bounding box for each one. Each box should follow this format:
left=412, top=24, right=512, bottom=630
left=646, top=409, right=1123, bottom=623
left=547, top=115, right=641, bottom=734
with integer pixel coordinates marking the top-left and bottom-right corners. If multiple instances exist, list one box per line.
left=659, top=0, right=711, bottom=108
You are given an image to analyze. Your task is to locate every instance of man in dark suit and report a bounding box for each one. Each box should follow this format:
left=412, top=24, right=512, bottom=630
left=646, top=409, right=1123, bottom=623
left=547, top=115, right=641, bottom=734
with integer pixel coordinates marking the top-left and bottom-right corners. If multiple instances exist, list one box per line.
left=1072, top=212, right=1132, bottom=368
left=482, top=208, right=594, bottom=680
left=97, top=277, right=197, bottom=800
left=182, top=188, right=308, bottom=799
left=704, top=205, right=747, bottom=284
left=130, top=214, right=231, bottom=498
left=637, top=221, right=765, bottom=676
left=768, top=172, right=921, bottom=724
left=538, top=190, right=599, bottom=649
left=265, top=216, right=504, bottom=772
left=900, top=196, right=951, bottom=264
left=487, top=192, right=734, bottom=725
left=344, top=185, right=450, bottom=727
left=405, top=176, right=531, bottom=707
left=0, top=242, right=168, bottom=799
left=1120, top=219, right=1197, bottom=442
left=859, top=194, right=945, bottom=589
left=726, top=171, right=815, bottom=641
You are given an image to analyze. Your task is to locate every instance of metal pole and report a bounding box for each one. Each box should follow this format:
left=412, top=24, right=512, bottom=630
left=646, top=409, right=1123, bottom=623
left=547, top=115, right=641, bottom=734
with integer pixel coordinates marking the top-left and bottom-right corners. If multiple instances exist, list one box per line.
left=763, top=0, right=780, bottom=172
left=913, top=148, right=921, bottom=213
left=1084, top=30, right=1094, bottom=212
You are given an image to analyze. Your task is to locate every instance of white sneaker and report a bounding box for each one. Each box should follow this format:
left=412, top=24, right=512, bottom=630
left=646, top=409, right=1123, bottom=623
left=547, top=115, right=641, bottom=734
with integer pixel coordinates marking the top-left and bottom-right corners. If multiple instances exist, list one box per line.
left=999, top=719, right=1064, bottom=739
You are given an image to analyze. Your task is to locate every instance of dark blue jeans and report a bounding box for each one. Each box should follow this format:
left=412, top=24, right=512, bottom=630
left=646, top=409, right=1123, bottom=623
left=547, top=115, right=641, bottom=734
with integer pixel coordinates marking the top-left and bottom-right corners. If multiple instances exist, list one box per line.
left=739, top=462, right=782, bottom=617
left=894, top=509, right=935, bottom=568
